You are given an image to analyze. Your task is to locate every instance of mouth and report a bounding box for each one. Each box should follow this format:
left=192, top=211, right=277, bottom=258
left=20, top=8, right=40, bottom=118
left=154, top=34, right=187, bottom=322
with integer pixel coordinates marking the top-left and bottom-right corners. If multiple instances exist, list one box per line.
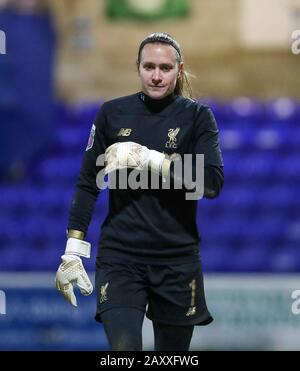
left=149, top=86, right=165, bottom=89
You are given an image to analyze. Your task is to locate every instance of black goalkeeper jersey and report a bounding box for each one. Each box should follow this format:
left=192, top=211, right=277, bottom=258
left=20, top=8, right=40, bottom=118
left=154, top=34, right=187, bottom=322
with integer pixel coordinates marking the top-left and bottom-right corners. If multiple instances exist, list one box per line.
left=68, top=92, right=224, bottom=264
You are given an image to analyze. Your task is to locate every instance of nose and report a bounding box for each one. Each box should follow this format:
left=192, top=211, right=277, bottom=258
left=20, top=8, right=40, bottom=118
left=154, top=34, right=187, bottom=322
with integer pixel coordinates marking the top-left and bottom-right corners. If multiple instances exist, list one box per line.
left=152, top=68, right=162, bottom=83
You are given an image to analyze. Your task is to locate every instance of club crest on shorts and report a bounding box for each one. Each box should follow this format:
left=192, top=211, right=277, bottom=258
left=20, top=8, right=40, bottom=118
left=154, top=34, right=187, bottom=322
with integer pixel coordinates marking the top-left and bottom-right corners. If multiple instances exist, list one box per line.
left=100, top=282, right=109, bottom=303
left=86, top=124, right=96, bottom=151
left=165, top=127, right=180, bottom=149
left=186, top=306, right=196, bottom=317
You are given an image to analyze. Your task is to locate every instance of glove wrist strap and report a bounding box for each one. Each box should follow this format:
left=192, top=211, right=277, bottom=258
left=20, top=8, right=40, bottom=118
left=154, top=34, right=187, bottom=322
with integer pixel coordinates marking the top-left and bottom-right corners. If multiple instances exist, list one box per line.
left=65, top=237, right=91, bottom=258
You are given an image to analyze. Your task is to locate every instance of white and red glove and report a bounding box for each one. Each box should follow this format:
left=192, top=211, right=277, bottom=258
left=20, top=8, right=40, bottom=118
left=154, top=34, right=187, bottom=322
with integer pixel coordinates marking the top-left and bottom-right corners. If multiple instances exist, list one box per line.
left=55, top=237, right=93, bottom=307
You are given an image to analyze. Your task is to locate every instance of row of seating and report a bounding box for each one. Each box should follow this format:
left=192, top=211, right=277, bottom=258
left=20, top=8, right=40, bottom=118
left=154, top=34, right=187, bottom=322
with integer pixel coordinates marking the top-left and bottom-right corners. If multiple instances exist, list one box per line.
left=56, top=97, right=300, bottom=125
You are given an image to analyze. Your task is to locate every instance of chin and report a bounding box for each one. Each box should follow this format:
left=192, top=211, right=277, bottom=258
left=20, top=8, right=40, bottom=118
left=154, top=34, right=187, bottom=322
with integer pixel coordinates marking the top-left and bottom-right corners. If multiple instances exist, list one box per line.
left=147, top=89, right=168, bottom=100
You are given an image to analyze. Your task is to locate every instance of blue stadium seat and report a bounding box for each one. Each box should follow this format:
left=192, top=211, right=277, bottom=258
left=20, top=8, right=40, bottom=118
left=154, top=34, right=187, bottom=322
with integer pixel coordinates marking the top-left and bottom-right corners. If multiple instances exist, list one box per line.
left=269, top=244, right=300, bottom=272
left=228, top=244, right=271, bottom=272
left=57, top=127, right=88, bottom=150
left=228, top=97, right=265, bottom=127
left=265, top=98, right=299, bottom=125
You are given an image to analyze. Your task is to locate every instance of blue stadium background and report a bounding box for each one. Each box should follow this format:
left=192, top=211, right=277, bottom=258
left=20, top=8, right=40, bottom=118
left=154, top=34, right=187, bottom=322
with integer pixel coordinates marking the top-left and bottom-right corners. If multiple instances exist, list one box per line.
left=1, top=97, right=299, bottom=350
left=1, top=1, right=300, bottom=351
left=1, top=98, right=300, bottom=274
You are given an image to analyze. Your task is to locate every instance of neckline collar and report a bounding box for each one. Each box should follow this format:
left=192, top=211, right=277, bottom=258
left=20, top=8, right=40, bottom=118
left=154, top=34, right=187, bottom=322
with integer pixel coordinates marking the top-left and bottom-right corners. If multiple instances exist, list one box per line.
left=138, top=91, right=177, bottom=112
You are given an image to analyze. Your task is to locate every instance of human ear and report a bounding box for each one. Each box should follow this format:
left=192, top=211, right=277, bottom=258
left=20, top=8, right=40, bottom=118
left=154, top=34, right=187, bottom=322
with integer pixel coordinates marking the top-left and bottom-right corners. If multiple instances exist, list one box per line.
left=178, top=62, right=184, bottom=78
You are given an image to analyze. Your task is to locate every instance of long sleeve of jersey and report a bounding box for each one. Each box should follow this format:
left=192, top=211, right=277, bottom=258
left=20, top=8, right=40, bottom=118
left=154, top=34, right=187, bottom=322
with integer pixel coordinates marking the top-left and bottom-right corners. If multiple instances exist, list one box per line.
left=168, top=106, right=224, bottom=199
left=68, top=105, right=107, bottom=235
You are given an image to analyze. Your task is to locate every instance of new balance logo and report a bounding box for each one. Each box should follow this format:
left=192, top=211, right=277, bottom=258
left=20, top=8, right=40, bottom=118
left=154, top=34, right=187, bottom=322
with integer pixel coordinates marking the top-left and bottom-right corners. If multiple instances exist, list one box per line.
left=118, top=128, right=132, bottom=137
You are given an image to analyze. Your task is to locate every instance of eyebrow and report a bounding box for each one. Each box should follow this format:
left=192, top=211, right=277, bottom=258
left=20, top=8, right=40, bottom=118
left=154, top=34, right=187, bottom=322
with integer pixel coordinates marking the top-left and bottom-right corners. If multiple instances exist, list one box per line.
left=142, top=62, right=175, bottom=68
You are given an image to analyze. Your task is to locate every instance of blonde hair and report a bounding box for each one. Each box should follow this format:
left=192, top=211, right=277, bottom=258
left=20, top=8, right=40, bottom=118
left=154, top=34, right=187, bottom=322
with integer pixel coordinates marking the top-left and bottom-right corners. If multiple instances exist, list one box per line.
left=175, top=70, right=194, bottom=99
left=137, top=32, right=194, bottom=99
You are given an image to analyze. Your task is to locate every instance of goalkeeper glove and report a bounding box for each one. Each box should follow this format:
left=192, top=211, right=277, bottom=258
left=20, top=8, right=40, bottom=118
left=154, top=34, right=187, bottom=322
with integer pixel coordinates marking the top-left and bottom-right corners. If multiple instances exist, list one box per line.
left=104, top=141, right=171, bottom=176
left=55, top=236, right=93, bottom=307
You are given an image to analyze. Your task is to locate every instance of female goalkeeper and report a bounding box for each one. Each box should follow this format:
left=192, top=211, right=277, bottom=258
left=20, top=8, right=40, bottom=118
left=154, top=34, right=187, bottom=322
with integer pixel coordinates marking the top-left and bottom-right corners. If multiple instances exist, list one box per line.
left=55, top=32, right=224, bottom=351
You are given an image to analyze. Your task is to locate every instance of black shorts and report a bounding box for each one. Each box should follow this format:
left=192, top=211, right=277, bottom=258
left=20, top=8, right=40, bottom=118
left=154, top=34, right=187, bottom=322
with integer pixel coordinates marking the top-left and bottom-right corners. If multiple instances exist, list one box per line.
left=95, top=257, right=213, bottom=326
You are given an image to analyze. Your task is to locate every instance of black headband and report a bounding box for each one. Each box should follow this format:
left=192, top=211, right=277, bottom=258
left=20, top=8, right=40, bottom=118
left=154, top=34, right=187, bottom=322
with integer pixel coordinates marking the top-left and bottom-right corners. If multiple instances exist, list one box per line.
left=138, top=32, right=182, bottom=60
